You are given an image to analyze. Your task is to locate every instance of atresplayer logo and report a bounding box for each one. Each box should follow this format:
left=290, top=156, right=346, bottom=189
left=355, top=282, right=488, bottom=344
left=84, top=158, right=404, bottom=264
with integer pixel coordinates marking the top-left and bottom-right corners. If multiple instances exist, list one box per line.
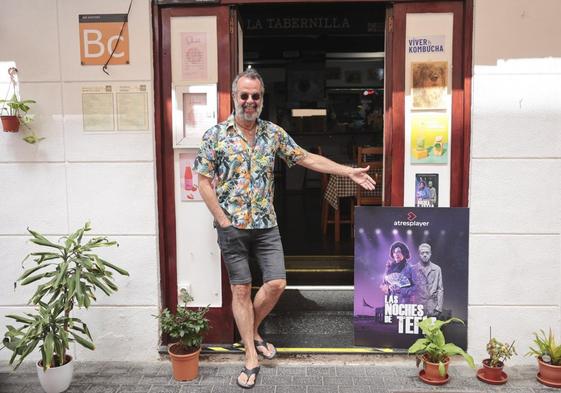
left=393, top=211, right=430, bottom=227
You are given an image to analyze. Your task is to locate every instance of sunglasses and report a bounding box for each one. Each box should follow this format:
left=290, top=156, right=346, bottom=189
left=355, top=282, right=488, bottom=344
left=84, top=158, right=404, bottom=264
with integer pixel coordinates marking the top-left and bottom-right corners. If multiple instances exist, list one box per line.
left=239, top=92, right=261, bottom=101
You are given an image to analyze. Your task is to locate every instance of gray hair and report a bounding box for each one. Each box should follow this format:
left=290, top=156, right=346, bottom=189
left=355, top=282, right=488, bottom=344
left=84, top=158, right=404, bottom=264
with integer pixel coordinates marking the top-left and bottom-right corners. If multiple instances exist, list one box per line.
left=231, top=68, right=265, bottom=97
left=418, top=243, right=432, bottom=252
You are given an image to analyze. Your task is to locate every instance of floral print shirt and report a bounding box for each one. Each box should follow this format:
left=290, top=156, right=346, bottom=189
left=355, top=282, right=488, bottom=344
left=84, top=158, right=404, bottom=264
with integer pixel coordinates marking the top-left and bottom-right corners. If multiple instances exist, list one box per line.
left=193, top=114, right=307, bottom=229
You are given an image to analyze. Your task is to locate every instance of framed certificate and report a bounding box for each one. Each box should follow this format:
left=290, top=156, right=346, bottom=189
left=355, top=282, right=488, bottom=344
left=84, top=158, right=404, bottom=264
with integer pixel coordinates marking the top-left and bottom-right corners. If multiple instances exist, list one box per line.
left=172, top=84, right=217, bottom=148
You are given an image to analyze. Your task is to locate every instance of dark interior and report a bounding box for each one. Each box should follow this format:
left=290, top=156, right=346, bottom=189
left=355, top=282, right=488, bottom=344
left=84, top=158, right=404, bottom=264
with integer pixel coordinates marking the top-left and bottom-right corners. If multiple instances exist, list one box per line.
left=240, top=3, right=386, bottom=259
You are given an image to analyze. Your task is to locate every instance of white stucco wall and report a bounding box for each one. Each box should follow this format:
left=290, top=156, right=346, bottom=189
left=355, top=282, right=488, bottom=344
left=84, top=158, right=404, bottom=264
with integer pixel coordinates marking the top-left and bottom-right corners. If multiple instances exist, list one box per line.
left=469, top=0, right=561, bottom=364
left=1, top=0, right=560, bottom=366
left=0, top=0, right=159, bottom=361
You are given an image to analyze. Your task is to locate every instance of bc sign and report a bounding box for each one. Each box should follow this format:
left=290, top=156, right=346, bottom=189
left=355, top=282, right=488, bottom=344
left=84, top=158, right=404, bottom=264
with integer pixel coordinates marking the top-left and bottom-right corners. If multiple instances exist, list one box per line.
left=79, top=14, right=130, bottom=65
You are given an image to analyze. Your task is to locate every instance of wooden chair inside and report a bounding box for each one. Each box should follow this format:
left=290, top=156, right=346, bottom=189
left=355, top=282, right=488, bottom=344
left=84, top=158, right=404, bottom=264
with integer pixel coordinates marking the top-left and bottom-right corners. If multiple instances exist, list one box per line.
left=321, top=194, right=354, bottom=242
left=320, top=149, right=354, bottom=242
left=356, top=146, right=383, bottom=206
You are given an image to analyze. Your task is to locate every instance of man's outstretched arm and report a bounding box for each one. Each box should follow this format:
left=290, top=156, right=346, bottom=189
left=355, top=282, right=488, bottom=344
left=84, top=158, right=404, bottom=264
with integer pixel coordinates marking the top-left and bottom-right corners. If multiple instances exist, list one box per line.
left=198, top=174, right=231, bottom=228
left=297, top=152, right=376, bottom=190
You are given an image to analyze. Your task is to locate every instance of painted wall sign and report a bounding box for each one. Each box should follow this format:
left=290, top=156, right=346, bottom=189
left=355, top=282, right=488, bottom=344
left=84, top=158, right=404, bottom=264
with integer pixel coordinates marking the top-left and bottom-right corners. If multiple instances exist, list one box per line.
left=354, top=207, right=469, bottom=349
left=241, top=4, right=385, bottom=35
left=407, top=35, right=445, bottom=54
left=79, top=14, right=130, bottom=65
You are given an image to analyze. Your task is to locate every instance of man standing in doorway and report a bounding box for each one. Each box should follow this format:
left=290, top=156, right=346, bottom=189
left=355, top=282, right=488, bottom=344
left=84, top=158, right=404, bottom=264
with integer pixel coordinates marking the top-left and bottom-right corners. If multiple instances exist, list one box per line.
left=413, top=243, right=444, bottom=317
left=193, top=69, right=376, bottom=389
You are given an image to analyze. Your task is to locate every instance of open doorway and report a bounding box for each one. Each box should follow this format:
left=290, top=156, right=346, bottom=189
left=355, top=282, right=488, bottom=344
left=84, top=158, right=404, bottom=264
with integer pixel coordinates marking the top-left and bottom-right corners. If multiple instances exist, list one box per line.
left=239, top=3, right=386, bottom=347
left=240, top=3, right=385, bottom=259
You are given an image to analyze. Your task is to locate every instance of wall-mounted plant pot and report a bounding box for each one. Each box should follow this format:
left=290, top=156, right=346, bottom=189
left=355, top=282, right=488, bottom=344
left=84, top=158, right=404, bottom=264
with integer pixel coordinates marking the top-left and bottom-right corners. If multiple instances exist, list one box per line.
left=1, top=115, right=20, bottom=132
left=537, top=357, right=561, bottom=388
left=476, top=359, right=507, bottom=385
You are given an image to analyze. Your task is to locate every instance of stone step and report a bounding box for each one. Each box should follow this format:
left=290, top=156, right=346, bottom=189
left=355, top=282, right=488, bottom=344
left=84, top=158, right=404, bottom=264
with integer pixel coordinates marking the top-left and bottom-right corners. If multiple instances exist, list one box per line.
left=284, top=255, right=354, bottom=285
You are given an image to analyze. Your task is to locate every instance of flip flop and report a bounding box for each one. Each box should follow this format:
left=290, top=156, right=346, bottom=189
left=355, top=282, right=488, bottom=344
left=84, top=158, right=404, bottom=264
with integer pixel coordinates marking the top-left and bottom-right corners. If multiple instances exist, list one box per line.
left=254, top=339, right=277, bottom=360
left=236, top=366, right=260, bottom=389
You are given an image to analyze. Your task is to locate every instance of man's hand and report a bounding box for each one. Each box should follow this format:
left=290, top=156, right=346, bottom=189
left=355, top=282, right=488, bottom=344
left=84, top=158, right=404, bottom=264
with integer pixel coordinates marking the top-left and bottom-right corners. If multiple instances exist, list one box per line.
left=348, top=166, right=376, bottom=190
left=218, top=218, right=232, bottom=228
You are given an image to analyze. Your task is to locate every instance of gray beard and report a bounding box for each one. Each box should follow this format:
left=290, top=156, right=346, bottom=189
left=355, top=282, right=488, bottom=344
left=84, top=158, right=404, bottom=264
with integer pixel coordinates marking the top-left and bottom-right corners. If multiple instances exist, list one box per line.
left=234, top=102, right=263, bottom=122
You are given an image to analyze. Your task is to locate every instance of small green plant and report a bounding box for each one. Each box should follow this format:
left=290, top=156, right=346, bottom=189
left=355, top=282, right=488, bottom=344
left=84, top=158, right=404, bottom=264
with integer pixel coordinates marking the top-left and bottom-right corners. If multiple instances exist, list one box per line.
left=155, top=289, right=210, bottom=352
left=486, top=336, right=516, bottom=367
left=408, top=317, right=475, bottom=376
left=0, top=93, right=35, bottom=121
left=1, top=222, right=129, bottom=370
left=527, top=329, right=561, bottom=366
left=0, top=93, right=44, bottom=143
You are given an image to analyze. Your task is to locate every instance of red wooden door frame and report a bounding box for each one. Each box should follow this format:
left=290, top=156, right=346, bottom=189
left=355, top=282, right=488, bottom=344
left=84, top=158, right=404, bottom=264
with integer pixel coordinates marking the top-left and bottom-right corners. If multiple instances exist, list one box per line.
left=388, top=0, right=472, bottom=206
left=152, top=5, right=235, bottom=344
left=152, top=0, right=473, bottom=345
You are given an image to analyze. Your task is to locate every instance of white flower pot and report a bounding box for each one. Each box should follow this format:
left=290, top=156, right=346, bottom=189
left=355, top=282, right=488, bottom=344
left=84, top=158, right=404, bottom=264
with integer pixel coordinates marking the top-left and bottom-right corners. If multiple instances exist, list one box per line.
left=36, top=355, right=74, bottom=393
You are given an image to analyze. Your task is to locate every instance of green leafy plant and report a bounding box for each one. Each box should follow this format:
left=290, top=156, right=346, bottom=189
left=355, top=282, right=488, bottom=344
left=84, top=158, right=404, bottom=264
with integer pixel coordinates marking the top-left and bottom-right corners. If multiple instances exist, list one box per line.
left=408, top=317, right=475, bottom=376
left=0, top=93, right=44, bottom=143
left=0, top=93, right=35, bottom=121
left=527, top=329, right=561, bottom=366
left=3, top=301, right=93, bottom=370
left=1, top=222, right=129, bottom=370
left=486, top=328, right=516, bottom=367
left=155, top=289, right=210, bottom=353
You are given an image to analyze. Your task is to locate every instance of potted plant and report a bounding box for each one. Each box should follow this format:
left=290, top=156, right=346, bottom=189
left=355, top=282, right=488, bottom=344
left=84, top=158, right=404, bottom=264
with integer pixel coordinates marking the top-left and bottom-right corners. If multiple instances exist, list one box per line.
left=0, top=93, right=35, bottom=133
left=408, top=317, right=475, bottom=385
left=155, top=289, right=210, bottom=381
left=476, top=328, right=516, bottom=384
left=527, top=329, right=561, bottom=388
left=1, top=222, right=129, bottom=393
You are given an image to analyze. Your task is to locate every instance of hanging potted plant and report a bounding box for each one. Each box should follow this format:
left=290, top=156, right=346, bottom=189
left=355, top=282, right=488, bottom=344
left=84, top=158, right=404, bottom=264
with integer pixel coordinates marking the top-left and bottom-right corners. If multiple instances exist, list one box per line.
left=1, top=222, right=129, bottom=393
left=527, top=329, right=561, bottom=388
left=0, top=93, right=35, bottom=133
left=155, top=289, right=210, bottom=381
left=408, top=317, right=475, bottom=385
left=476, top=328, right=516, bottom=385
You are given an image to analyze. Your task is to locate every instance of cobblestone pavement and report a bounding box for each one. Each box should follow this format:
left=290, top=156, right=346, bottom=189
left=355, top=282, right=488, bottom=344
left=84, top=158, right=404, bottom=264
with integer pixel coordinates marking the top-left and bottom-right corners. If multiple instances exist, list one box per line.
left=1, top=359, right=559, bottom=393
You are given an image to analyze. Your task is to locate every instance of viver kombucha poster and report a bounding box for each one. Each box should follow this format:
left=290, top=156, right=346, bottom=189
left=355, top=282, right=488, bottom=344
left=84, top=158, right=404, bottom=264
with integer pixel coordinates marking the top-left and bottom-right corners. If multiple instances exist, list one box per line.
left=354, top=207, right=469, bottom=349
left=179, top=152, right=201, bottom=201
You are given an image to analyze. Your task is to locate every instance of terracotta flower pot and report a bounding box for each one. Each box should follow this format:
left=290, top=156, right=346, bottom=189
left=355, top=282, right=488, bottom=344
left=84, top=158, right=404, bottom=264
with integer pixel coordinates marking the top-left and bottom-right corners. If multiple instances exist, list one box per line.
left=476, top=359, right=508, bottom=384
left=1, top=115, right=20, bottom=132
left=419, top=355, right=450, bottom=385
left=537, top=356, right=561, bottom=388
left=168, top=343, right=201, bottom=381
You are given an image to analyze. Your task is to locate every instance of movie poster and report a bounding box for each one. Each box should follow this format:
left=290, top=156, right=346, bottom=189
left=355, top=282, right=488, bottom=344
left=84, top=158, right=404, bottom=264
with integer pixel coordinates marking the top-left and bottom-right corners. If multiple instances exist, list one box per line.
left=415, top=174, right=439, bottom=207
left=354, top=207, right=468, bottom=349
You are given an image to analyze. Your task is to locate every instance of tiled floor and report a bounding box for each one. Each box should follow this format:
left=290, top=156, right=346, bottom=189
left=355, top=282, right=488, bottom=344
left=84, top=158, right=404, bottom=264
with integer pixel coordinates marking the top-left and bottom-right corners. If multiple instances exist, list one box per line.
left=1, top=359, right=558, bottom=393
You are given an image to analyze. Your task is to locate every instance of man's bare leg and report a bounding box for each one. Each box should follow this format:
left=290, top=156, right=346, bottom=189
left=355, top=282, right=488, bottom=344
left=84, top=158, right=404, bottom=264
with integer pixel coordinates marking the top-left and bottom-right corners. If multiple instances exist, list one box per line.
left=253, top=279, right=286, bottom=357
left=231, top=283, right=259, bottom=386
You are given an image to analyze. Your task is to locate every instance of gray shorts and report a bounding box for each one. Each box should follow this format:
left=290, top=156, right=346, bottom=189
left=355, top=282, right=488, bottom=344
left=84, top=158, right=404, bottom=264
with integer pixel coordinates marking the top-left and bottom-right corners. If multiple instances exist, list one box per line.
left=216, top=225, right=286, bottom=285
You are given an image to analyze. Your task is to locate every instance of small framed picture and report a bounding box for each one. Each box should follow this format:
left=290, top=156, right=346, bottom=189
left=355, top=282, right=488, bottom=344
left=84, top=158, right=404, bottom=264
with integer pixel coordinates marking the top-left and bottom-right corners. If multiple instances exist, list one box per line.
left=415, top=173, right=439, bottom=207
left=172, top=84, right=217, bottom=148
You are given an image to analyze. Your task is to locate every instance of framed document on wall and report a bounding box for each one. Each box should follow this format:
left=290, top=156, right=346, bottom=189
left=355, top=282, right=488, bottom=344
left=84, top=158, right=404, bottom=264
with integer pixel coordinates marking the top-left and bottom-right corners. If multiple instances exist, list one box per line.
left=172, top=84, right=217, bottom=148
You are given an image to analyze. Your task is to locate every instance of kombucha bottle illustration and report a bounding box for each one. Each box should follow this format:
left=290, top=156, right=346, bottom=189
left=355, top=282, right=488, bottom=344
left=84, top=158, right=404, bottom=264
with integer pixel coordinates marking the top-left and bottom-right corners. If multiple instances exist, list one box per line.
left=184, top=165, right=193, bottom=191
